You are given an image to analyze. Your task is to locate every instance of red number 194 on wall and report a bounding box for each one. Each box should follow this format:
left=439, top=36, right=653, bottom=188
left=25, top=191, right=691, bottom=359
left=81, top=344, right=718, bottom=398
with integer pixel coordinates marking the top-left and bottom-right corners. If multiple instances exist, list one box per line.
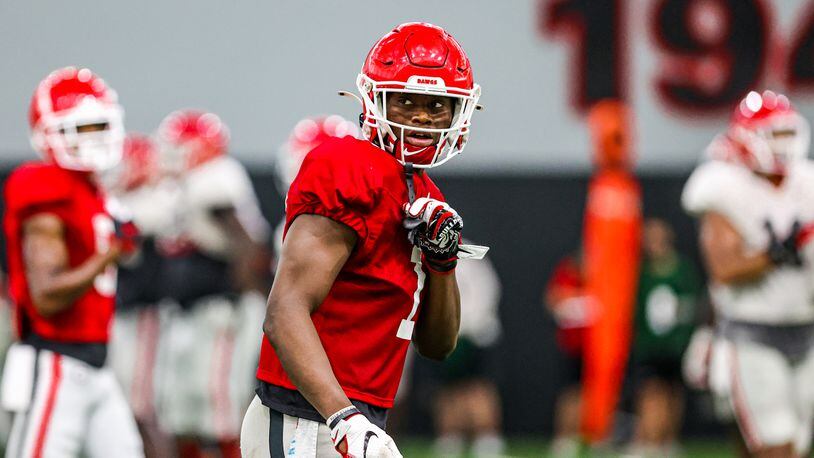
left=542, top=0, right=814, bottom=114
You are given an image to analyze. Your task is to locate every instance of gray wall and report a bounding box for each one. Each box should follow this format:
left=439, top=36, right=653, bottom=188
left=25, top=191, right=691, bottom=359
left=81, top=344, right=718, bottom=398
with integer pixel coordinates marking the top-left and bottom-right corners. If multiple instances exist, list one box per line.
left=1, top=0, right=812, bottom=173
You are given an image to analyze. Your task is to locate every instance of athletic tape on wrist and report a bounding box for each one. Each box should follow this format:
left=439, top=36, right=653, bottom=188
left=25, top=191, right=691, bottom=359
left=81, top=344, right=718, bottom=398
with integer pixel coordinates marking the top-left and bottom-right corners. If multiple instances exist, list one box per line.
left=327, top=406, right=361, bottom=429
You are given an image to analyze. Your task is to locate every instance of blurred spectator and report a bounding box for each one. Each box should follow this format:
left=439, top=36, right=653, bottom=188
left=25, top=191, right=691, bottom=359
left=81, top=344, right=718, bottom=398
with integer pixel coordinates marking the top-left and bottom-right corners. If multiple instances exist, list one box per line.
left=544, top=250, right=596, bottom=457
left=628, top=218, right=701, bottom=455
left=432, top=249, right=504, bottom=457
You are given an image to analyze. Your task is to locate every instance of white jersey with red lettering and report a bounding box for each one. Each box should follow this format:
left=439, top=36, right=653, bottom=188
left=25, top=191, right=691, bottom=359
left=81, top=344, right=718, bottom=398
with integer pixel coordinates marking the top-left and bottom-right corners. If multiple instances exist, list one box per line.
left=682, top=159, right=814, bottom=325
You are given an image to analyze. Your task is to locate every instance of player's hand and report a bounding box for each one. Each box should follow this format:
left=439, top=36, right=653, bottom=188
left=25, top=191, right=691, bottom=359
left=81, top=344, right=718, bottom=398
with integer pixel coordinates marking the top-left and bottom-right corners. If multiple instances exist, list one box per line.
left=766, top=220, right=803, bottom=267
left=112, top=218, right=142, bottom=257
left=682, top=326, right=713, bottom=390
left=403, top=197, right=463, bottom=273
left=329, top=408, right=402, bottom=458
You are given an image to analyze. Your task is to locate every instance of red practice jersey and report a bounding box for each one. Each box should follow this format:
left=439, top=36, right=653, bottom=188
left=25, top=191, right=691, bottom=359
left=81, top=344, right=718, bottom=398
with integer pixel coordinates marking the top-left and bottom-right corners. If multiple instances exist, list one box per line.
left=257, top=136, right=444, bottom=408
left=546, top=256, right=589, bottom=357
left=4, top=163, right=117, bottom=343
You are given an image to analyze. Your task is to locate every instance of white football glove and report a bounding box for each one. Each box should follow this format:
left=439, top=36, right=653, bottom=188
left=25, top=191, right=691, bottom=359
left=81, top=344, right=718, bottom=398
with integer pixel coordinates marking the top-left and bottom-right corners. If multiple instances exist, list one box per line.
left=403, top=197, right=463, bottom=272
left=682, top=326, right=713, bottom=390
left=328, top=408, right=402, bottom=458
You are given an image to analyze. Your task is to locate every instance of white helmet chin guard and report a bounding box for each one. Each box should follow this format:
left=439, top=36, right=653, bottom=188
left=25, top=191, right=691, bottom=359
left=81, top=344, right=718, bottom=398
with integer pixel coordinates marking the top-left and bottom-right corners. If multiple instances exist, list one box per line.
left=31, top=96, right=125, bottom=172
left=356, top=74, right=481, bottom=169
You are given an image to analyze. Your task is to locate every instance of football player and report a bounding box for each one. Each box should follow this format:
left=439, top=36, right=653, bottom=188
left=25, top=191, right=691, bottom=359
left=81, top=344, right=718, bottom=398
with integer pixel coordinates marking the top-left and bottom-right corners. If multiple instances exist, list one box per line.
left=105, top=133, right=176, bottom=458
left=682, top=90, right=814, bottom=457
left=1, top=67, right=143, bottom=457
left=154, top=110, right=270, bottom=458
left=240, top=22, right=481, bottom=458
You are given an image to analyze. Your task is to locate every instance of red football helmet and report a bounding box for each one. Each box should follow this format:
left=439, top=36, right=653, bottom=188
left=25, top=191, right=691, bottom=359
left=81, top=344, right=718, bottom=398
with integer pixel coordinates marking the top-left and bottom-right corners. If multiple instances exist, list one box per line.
left=726, top=90, right=810, bottom=176
left=29, top=67, right=125, bottom=172
left=156, top=109, right=230, bottom=173
left=356, top=22, right=481, bottom=168
left=120, top=133, right=160, bottom=192
left=276, top=115, right=359, bottom=191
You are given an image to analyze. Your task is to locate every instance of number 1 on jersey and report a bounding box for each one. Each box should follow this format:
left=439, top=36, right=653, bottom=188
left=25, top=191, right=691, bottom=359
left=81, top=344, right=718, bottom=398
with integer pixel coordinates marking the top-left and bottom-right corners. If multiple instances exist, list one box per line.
left=91, top=214, right=117, bottom=297
left=397, top=247, right=426, bottom=340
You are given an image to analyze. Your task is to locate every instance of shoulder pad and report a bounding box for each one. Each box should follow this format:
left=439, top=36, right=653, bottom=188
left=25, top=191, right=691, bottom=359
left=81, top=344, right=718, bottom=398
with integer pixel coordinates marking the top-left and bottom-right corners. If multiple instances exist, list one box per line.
left=681, top=160, right=744, bottom=216
left=4, top=163, right=73, bottom=214
left=184, top=156, right=254, bottom=209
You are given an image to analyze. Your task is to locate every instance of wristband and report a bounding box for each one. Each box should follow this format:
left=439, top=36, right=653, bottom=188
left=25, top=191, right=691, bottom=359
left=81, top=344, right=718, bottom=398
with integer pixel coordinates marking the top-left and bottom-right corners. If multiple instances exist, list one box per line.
left=423, top=254, right=457, bottom=275
left=425, top=260, right=457, bottom=275
left=327, top=406, right=361, bottom=429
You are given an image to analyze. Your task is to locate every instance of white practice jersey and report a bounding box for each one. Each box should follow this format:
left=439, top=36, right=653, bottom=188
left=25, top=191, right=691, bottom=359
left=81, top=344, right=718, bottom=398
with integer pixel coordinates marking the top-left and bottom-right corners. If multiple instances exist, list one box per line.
left=456, top=249, right=502, bottom=347
left=682, top=159, right=814, bottom=324
left=114, top=178, right=182, bottom=238
left=179, top=156, right=270, bottom=259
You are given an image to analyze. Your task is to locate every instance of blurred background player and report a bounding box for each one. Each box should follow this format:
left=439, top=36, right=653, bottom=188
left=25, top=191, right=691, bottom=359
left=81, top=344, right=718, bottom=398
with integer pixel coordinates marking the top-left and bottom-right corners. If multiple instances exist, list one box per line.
left=544, top=249, right=594, bottom=457
left=0, top=276, right=13, bottom=454
left=154, top=109, right=271, bottom=458
left=431, top=247, right=504, bottom=457
left=628, top=218, right=702, bottom=456
left=273, top=115, right=360, bottom=253
left=1, top=67, right=143, bottom=457
left=105, top=133, right=177, bottom=458
left=683, top=90, right=814, bottom=458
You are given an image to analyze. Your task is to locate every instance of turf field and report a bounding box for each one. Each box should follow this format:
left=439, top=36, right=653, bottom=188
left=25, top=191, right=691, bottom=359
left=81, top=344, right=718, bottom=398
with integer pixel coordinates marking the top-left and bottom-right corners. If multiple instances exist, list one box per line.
left=0, top=439, right=737, bottom=457
left=399, top=438, right=736, bottom=457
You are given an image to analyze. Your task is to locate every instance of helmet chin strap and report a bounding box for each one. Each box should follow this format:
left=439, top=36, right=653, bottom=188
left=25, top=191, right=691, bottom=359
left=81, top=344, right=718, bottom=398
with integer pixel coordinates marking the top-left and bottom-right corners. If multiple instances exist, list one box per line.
left=403, top=162, right=416, bottom=204
left=393, top=128, right=434, bottom=167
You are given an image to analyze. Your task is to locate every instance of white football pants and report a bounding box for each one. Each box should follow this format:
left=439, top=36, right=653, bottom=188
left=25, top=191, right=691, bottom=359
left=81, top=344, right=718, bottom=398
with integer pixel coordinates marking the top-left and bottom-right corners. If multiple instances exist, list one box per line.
left=713, top=338, right=814, bottom=454
left=240, top=395, right=340, bottom=458
left=5, top=349, right=143, bottom=458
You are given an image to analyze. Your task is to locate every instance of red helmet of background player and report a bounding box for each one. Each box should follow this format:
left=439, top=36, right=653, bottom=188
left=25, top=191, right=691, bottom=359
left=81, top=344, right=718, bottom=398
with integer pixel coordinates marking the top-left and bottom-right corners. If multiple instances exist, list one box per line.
left=156, top=109, right=230, bottom=173
left=29, top=67, right=125, bottom=172
left=275, top=115, right=359, bottom=192
left=356, top=22, right=481, bottom=168
left=726, top=90, right=810, bottom=176
left=119, top=133, right=159, bottom=192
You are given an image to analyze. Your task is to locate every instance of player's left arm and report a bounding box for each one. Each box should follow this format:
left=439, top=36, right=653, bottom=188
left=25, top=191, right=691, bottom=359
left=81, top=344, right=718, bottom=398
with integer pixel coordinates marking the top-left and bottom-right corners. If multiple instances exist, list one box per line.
left=211, top=206, right=271, bottom=293
left=413, top=270, right=461, bottom=360
left=405, top=197, right=463, bottom=360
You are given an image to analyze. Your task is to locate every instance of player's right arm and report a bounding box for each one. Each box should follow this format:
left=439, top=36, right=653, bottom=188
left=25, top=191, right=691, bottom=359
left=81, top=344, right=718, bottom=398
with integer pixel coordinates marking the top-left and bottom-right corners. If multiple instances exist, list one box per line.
left=23, top=213, right=120, bottom=317
left=262, top=213, right=356, bottom=420
left=683, top=161, right=773, bottom=285
left=698, top=211, right=772, bottom=285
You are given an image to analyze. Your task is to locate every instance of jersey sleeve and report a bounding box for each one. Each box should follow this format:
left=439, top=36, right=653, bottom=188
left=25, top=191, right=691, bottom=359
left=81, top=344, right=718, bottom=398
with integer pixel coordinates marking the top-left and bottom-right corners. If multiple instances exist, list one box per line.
left=284, top=142, right=377, bottom=241
left=681, top=160, right=740, bottom=218
left=4, top=165, right=72, bottom=219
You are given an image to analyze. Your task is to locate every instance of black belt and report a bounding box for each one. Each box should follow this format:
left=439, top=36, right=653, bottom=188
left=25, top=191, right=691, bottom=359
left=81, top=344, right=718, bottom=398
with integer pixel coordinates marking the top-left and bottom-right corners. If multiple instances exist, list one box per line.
left=22, top=334, right=107, bottom=368
left=719, top=320, right=814, bottom=365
